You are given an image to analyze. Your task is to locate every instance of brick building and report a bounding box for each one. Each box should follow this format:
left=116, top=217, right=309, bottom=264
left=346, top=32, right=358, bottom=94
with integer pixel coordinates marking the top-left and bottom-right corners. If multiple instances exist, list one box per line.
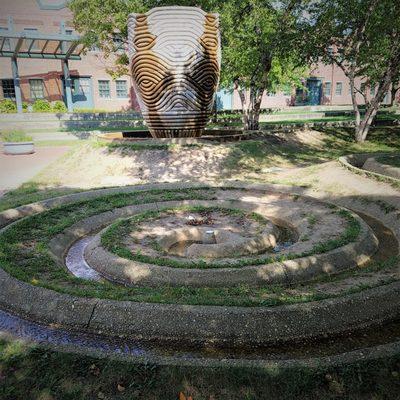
left=0, top=0, right=393, bottom=112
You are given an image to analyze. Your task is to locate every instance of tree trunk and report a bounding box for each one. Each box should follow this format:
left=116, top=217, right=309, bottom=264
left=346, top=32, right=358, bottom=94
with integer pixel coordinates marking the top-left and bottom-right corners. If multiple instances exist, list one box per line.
left=355, top=107, right=378, bottom=143
left=355, top=79, right=391, bottom=142
left=349, top=73, right=362, bottom=137
left=238, top=86, right=264, bottom=130
left=237, top=88, right=250, bottom=129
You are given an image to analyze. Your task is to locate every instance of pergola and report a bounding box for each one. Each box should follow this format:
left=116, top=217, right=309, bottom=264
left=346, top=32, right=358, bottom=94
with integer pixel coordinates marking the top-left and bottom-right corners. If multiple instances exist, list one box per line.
left=0, top=30, right=85, bottom=113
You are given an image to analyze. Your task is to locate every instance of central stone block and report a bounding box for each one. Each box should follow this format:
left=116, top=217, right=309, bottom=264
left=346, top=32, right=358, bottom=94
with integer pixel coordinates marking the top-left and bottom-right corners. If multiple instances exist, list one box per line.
left=128, top=6, right=221, bottom=138
left=157, top=226, right=279, bottom=258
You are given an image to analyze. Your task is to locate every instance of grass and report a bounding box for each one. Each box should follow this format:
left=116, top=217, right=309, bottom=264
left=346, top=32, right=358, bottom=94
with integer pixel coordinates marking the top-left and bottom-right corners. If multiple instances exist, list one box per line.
left=0, top=187, right=382, bottom=308
left=225, top=126, right=400, bottom=172
left=0, top=130, right=33, bottom=142
left=101, top=205, right=360, bottom=269
left=1, top=337, right=400, bottom=399
left=0, top=182, right=82, bottom=212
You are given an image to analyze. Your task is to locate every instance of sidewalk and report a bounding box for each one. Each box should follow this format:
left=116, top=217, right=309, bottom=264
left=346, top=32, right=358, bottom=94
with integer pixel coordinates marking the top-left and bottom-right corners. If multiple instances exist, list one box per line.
left=0, top=146, right=70, bottom=191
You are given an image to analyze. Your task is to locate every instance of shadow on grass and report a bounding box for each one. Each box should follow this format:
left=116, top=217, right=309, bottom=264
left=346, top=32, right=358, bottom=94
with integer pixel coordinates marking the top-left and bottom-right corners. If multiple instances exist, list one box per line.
left=223, top=126, right=400, bottom=173
left=1, top=337, right=400, bottom=400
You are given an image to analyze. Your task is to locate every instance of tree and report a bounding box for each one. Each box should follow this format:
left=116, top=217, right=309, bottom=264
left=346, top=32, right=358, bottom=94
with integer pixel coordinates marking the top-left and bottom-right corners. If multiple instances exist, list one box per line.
left=299, top=0, right=400, bottom=142
left=216, top=0, right=306, bottom=130
left=70, top=0, right=306, bottom=130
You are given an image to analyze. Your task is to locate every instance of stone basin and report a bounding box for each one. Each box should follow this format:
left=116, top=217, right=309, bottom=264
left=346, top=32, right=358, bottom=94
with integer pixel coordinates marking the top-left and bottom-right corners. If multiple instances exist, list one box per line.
left=157, top=225, right=279, bottom=258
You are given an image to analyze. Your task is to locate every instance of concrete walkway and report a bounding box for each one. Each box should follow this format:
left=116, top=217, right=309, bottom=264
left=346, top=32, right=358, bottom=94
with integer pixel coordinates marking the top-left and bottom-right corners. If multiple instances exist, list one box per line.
left=0, top=146, right=70, bottom=192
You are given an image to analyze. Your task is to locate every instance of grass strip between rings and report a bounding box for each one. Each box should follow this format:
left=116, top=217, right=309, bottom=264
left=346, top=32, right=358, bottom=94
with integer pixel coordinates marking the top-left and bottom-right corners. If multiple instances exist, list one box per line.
left=0, top=187, right=392, bottom=308
left=101, top=206, right=360, bottom=269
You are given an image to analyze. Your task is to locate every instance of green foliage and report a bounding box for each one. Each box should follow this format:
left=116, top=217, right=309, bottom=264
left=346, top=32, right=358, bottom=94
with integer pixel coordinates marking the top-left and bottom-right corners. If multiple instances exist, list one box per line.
left=32, top=99, right=52, bottom=113
left=217, top=0, right=305, bottom=91
left=0, top=99, right=17, bottom=113
left=69, top=0, right=307, bottom=129
left=51, top=100, right=68, bottom=113
left=0, top=130, right=33, bottom=143
left=296, top=0, right=400, bottom=141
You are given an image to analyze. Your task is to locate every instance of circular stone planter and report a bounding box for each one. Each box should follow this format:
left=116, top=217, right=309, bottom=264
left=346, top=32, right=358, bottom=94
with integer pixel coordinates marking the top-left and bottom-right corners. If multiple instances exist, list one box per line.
left=3, top=141, right=35, bottom=155
left=0, top=182, right=398, bottom=348
left=338, top=153, right=400, bottom=186
left=76, top=199, right=378, bottom=288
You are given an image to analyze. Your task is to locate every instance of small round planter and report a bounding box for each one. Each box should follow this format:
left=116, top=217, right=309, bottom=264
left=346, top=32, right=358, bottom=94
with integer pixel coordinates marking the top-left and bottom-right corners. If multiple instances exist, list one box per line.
left=3, top=141, right=35, bottom=155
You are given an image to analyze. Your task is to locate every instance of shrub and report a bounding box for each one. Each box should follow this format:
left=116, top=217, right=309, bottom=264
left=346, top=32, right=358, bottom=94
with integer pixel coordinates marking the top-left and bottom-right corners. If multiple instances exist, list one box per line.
left=0, top=99, right=17, bottom=113
left=1, top=130, right=33, bottom=143
left=22, top=102, right=29, bottom=112
left=32, top=99, right=51, bottom=112
left=51, top=100, right=67, bottom=113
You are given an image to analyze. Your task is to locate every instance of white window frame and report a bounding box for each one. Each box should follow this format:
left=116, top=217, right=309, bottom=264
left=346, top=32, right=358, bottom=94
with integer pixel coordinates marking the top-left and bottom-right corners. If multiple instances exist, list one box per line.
left=335, top=82, right=343, bottom=96
left=116, top=80, right=128, bottom=98
left=29, top=79, right=44, bottom=99
left=98, top=80, right=111, bottom=99
left=323, top=81, right=331, bottom=97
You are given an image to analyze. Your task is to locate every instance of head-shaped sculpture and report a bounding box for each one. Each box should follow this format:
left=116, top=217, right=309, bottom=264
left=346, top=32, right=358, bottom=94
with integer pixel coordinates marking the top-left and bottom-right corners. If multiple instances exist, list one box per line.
left=128, top=6, right=221, bottom=138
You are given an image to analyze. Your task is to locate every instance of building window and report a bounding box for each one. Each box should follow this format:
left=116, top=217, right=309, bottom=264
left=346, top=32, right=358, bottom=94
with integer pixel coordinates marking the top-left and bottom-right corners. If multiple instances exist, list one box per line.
left=323, top=82, right=331, bottom=96
left=65, top=29, right=73, bottom=35
left=370, top=84, right=376, bottom=97
left=29, top=79, right=44, bottom=99
left=1, top=79, right=15, bottom=99
left=116, top=80, right=128, bottom=98
left=98, top=80, right=111, bottom=98
left=335, top=82, right=343, bottom=96
left=0, top=27, right=11, bottom=51
left=24, top=28, right=39, bottom=50
left=360, top=83, right=366, bottom=95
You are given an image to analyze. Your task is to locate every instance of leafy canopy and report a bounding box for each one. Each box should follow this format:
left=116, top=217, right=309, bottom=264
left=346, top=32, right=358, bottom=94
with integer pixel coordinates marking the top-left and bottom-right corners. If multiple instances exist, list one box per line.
left=70, top=0, right=306, bottom=92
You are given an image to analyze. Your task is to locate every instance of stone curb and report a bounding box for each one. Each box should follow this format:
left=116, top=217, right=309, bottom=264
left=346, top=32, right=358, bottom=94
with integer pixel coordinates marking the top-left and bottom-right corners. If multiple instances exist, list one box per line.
left=24, top=335, right=400, bottom=370
left=0, top=262, right=399, bottom=345
left=0, top=182, right=398, bottom=345
left=42, top=193, right=377, bottom=287
left=83, top=206, right=377, bottom=288
left=338, top=153, right=400, bottom=187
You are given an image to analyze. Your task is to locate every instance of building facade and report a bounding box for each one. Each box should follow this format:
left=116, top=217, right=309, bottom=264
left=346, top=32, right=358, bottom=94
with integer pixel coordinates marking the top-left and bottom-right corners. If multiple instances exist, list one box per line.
left=0, top=0, right=139, bottom=111
left=0, top=0, right=393, bottom=112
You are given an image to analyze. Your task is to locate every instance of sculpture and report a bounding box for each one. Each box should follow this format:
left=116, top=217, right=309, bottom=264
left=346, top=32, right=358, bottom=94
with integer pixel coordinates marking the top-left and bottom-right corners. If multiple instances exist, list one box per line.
left=128, top=6, right=221, bottom=138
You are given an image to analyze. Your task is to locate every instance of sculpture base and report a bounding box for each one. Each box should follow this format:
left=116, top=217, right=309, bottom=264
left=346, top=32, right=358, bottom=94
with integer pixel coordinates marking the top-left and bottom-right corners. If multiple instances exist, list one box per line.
left=149, top=129, right=204, bottom=138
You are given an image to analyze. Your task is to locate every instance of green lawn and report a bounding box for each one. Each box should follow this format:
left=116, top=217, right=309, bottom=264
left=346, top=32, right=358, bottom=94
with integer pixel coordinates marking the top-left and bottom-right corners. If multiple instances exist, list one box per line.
left=1, top=337, right=400, bottom=400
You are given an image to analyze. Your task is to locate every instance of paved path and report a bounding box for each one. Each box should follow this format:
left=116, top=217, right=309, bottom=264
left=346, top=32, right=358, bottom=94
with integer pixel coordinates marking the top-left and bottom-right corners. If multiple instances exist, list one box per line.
left=0, top=146, right=70, bottom=192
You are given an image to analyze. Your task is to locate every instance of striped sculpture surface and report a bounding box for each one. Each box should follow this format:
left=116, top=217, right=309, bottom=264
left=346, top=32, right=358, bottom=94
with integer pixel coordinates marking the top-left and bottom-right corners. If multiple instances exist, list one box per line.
left=128, top=6, right=221, bottom=138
